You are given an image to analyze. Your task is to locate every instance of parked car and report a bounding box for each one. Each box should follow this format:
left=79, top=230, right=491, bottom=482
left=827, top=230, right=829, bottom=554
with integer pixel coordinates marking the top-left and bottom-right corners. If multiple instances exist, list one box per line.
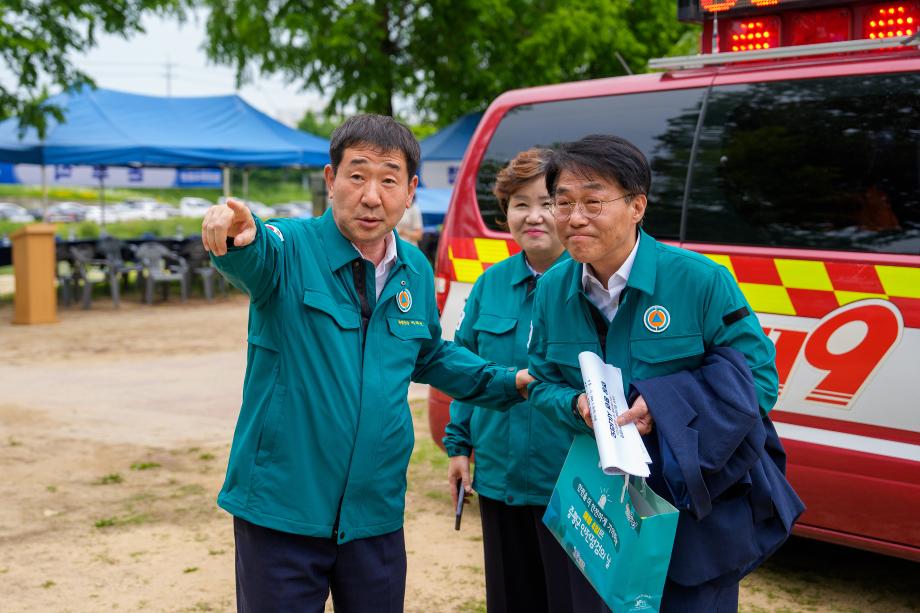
left=215, top=197, right=276, bottom=219
left=84, top=204, right=128, bottom=224
left=273, top=202, right=313, bottom=218
left=117, top=198, right=173, bottom=221
left=43, top=202, right=87, bottom=223
left=246, top=200, right=277, bottom=219
left=179, top=197, right=213, bottom=218
left=0, top=202, right=35, bottom=223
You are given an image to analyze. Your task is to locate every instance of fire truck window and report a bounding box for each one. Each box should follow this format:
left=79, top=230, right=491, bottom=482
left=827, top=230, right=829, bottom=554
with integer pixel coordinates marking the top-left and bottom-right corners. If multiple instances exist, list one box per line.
left=685, top=73, right=920, bottom=254
left=476, top=88, right=706, bottom=239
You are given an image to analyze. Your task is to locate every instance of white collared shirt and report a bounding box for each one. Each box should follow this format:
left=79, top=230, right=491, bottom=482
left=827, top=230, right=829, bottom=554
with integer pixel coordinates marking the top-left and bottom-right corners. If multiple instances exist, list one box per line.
left=352, top=231, right=398, bottom=300
left=582, top=234, right=641, bottom=321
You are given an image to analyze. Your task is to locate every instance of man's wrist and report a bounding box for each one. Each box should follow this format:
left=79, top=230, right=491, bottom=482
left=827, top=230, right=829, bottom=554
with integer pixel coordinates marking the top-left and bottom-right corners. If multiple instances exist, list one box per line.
left=571, top=393, right=582, bottom=422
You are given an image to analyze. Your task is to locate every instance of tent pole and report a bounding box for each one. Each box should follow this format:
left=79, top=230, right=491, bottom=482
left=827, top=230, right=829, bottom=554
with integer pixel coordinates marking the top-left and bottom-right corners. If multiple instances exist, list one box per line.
left=99, top=173, right=106, bottom=231
left=41, top=164, right=49, bottom=209
left=222, top=166, right=230, bottom=198
left=242, top=168, right=250, bottom=199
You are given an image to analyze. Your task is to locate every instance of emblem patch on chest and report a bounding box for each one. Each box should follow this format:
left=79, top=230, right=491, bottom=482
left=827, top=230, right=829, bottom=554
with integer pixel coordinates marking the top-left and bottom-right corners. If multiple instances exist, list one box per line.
left=396, top=289, right=413, bottom=313
left=643, top=305, right=670, bottom=333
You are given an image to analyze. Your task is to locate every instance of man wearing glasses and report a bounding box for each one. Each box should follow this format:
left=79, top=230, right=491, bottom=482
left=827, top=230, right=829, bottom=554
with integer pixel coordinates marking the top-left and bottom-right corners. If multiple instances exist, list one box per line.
left=528, top=135, right=800, bottom=611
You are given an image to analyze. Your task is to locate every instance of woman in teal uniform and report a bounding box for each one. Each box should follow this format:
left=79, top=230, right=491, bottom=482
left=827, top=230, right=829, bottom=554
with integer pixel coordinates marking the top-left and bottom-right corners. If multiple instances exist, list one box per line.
left=444, top=148, right=607, bottom=612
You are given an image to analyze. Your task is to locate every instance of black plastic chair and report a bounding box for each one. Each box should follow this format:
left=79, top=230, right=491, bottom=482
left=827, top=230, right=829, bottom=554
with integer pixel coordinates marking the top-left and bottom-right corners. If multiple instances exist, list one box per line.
left=55, top=242, right=78, bottom=307
left=181, top=239, right=228, bottom=302
left=97, top=236, right=144, bottom=293
left=69, top=245, right=121, bottom=309
left=135, top=242, right=189, bottom=304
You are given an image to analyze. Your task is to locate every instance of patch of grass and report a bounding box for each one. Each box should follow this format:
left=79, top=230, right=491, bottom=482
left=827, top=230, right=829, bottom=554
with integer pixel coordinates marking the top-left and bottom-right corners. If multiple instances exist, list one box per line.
left=130, top=462, right=161, bottom=471
left=121, top=513, right=152, bottom=526
left=198, top=453, right=215, bottom=461
left=183, top=567, right=199, bottom=574
left=208, top=549, right=225, bottom=556
left=458, top=600, right=487, bottom=613
left=46, top=485, right=57, bottom=493
left=424, top=489, right=450, bottom=503
left=409, top=437, right=449, bottom=471
left=173, top=484, right=206, bottom=498
left=8, top=436, right=21, bottom=447
left=41, top=580, right=55, bottom=589
left=129, top=551, right=147, bottom=559
left=95, top=473, right=123, bottom=485
left=93, top=551, right=118, bottom=565
left=94, top=513, right=152, bottom=528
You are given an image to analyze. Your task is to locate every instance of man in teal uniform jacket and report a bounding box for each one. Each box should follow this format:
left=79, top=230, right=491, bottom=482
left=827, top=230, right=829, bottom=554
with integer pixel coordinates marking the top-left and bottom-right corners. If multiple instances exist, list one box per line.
left=201, top=114, right=531, bottom=612
left=528, top=134, right=779, bottom=612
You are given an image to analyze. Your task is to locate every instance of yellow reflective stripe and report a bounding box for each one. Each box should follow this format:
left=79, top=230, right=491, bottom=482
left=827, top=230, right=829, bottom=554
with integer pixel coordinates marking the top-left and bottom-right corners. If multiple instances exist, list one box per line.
left=738, top=283, right=796, bottom=315
left=834, top=290, right=888, bottom=305
left=775, top=259, right=834, bottom=291
left=452, top=259, right=484, bottom=284
left=876, top=265, right=920, bottom=298
left=473, top=238, right=510, bottom=264
left=703, top=253, right=736, bottom=280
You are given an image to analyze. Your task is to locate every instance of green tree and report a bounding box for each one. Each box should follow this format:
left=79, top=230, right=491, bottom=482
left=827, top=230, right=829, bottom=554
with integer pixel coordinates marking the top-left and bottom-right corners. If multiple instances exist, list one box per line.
left=200, top=0, right=697, bottom=125
left=298, top=110, right=340, bottom=138
left=0, top=0, right=182, bottom=137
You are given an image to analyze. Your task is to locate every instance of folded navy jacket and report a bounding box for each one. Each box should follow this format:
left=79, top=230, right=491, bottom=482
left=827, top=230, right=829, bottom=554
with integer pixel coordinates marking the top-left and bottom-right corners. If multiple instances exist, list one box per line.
left=631, top=346, right=806, bottom=587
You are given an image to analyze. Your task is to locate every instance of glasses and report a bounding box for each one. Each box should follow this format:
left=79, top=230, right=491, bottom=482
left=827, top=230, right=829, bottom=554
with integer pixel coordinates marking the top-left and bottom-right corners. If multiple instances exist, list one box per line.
left=550, top=193, right=634, bottom=220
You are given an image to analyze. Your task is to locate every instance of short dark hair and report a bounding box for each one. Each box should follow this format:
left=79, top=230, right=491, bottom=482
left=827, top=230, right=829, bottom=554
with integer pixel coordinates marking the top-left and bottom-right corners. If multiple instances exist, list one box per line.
left=329, top=114, right=421, bottom=179
left=545, top=135, right=651, bottom=198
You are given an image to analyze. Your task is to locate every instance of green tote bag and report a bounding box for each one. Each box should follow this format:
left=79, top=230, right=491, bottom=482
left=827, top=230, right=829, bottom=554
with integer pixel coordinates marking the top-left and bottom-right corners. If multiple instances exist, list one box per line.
left=543, top=434, right=679, bottom=612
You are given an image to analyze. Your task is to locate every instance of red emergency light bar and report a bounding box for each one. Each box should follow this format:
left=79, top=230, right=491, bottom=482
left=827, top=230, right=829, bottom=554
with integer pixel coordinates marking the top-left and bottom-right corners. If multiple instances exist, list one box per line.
left=684, top=0, right=920, bottom=53
left=865, top=4, right=918, bottom=38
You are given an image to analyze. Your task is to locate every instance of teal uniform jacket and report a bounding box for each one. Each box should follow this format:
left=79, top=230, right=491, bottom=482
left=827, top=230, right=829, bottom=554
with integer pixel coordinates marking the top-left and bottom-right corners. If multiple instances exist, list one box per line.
left=211, top=210, right=521, bottom=544
left=528, top=229, right=778, bottom=436
left=443, top=251, right=570, bottom=506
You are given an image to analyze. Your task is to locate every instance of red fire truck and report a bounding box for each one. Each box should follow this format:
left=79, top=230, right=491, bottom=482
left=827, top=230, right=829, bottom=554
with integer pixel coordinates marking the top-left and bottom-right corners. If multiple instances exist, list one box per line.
left=429, top=0, right=920, bottom=561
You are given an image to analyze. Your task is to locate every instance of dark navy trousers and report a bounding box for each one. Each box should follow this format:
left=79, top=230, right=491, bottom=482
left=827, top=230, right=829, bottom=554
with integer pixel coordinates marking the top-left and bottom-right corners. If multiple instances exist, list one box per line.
left=234, top=516, right=406, bottom=613
left=478, top=495, right=610, bottom=613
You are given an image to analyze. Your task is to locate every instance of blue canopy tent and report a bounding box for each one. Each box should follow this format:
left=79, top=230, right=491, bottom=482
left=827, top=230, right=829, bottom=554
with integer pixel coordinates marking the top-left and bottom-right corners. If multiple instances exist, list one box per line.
left=419, top=112, right=482, bottom=162
left=413, top=187, right=452, bottom=231
left=0, top=87, right=329, bottom=167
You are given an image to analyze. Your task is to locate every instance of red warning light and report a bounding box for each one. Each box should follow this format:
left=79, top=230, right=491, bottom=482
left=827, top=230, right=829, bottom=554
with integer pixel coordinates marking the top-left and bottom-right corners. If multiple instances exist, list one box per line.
left=724, top=15, right=780, bottom=52
left=864, top=2, right=920, bottom=39
left=789, top=8, right=851, bottom=46
left=751, top=0, right=780, bottom=5
left=701, top=0, right=737, bottom=11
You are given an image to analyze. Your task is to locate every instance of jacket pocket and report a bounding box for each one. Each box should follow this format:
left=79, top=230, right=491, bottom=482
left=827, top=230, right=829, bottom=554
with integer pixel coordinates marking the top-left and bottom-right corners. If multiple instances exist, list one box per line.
left=386, top=316, right=432, bottom=341
left=254, top=383, right=287, bottom=466
left=303, top=289, right=360, bottom=329
left=472, top=313, right=517, bottom=335
left=546, top=341, right=598, bottom=385
left=473, top=313, right=518, bottom=363
left=631, top=333, right=705, bottom=379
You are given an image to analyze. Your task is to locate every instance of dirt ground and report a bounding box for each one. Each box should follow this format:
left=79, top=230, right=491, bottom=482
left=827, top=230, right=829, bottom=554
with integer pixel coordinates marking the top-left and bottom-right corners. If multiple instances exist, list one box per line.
left=0, top=294, right=917, bottom=612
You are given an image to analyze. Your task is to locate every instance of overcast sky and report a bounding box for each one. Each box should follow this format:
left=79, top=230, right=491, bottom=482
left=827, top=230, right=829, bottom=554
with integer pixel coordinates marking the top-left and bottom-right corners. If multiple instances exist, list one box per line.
left=73, top=11, right=326, bottom=127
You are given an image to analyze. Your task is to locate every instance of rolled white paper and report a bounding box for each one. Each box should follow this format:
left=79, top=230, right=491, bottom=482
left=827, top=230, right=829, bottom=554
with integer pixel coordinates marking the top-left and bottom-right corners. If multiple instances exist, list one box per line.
left=578, top=351, right=652, bottom=478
